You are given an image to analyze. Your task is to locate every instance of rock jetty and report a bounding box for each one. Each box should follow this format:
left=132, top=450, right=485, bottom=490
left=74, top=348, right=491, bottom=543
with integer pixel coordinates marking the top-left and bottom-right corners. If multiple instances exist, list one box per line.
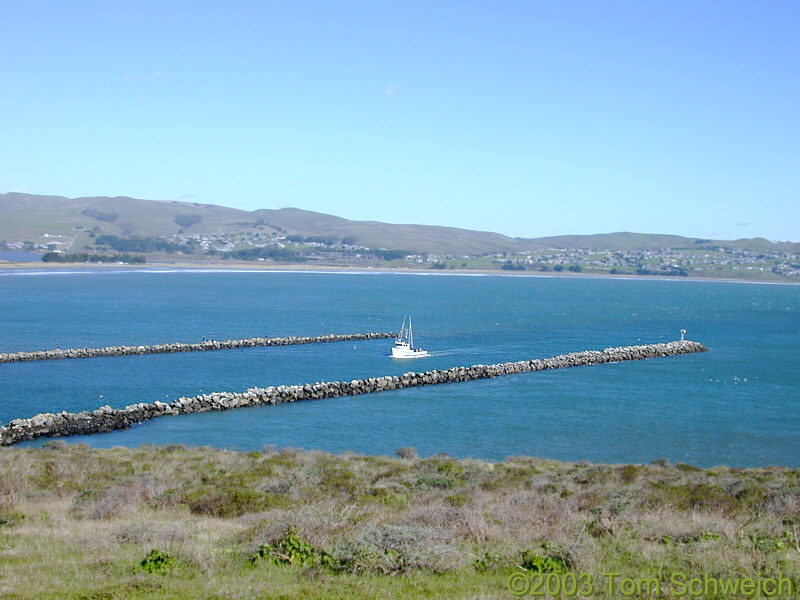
left=0, top=340, right=706, bottom=446
left=0, top=332, right=395, bottom=364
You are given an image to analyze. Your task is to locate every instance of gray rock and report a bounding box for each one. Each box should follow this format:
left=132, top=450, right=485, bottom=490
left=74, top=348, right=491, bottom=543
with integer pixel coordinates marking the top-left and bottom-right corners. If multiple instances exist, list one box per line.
left=0, top=340, right=706, bottom=446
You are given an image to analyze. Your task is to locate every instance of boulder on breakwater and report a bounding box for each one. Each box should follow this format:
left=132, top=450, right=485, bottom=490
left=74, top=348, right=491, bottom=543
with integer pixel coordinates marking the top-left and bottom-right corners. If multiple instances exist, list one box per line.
left=0, top=340, right=707, bottom=446
left=0, top=332, right=395, bottom=364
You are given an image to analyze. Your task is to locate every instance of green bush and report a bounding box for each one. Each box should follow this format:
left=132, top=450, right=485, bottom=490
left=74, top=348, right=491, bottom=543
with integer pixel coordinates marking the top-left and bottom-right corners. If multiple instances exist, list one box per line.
left=395, top=447, right=418, bottom=460
left=445, top=493, right=469, bottom=507
left=518, top=543, right=571, bottom=574
left=754, top=531, right=794, bottom=552
left=473, top=552, right=510, bottom=572
left=518, top=550, right=569, bottom=574
left=415, top=475, right=455, bottom=490
left=334, top=525, right=460, bottom=574
left=435, top=460, right=465, bottom=477
left=647, top=482, right=742, bottom=514
left=361, top=485, right=409, bottom=508
left=0, top=511, right=25, bottom=527
left=185, top=485, right=290, bottom=518
left=619, top=464, right=641, bottom=483
left=139, top=549, right=175, bottom=575
left=319, top=465, right=358, bottom=494
left=676, top=462, right=702, bottom=473
left=253, top=527, right=335, bottom=568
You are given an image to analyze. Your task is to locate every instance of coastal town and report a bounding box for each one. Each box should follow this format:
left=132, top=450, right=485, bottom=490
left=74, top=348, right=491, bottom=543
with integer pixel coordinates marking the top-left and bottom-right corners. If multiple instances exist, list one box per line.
left=5, top=228, right=799, bottom=282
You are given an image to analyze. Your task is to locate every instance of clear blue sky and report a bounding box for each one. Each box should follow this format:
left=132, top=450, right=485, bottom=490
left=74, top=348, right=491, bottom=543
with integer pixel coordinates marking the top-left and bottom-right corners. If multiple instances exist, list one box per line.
left=2, top=1, right=798, bottom=241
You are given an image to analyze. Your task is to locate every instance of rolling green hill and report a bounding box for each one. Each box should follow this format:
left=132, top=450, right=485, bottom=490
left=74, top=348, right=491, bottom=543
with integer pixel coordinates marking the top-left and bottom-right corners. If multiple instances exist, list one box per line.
left=529, top=232, right=697, bottom=251
left=1, top=192, right=795, bottom=255
left=524, top=232, right=799, bottom=252
left=0, top=193, right=524, bottom=255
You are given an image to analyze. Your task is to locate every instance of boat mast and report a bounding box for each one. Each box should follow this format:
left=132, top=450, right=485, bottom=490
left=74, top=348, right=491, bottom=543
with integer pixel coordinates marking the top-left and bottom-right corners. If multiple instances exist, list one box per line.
left=397, top=315, right=407, bottom=344
left=408, top=316, right=413, bottom=349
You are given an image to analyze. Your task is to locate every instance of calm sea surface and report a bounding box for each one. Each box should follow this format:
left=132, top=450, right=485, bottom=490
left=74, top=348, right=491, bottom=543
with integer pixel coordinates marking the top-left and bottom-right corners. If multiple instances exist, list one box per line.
left=0, top=269, right=798, bottom=467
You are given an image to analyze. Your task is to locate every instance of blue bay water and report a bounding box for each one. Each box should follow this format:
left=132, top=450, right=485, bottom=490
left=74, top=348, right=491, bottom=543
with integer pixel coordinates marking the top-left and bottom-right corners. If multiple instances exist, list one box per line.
left=0, top=269, right=798, bottom=467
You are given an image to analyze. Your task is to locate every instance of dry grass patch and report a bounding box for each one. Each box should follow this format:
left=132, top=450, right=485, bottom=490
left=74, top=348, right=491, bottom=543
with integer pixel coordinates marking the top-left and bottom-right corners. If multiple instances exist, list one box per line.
left=0, top=445, right=798, bottom=598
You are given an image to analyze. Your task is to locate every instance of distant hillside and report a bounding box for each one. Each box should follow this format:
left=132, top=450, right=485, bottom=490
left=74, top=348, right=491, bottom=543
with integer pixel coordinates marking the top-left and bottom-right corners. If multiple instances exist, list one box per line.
left=526, top=232, right=799, bottom=252
left=529, top=232, right=697, bottom=251
left=253, top=207, right=524, bottom=255
left=0, top=192, right=795, bottom=255
left=0, top=193, right=524, bottom=255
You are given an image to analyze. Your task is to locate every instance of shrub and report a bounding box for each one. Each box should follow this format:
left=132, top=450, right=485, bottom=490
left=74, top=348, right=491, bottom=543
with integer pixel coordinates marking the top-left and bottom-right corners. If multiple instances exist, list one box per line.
left=434, top=460, right=465, bottom=477
left=396, top=447, right=418, bottom=460
left=754, top=531, right=795, bottom=552
left=646, top=482, right=741, bottom=514
left=139, top=549, right=175, bottom=575
left=473, top=552, right=511, bottom=572
left=619, top=464, right=641, bottom=483
left=184, top=485, right=290, bottom=518
left=676, top=462, right=702, bottom=473
left=0, top=511, right=25, bottom=527
left=253, top=527, right=335, bottom=568
left=445, top=493, right=469, bottom=507
left=334, top=525, right=460, bottom=574
left=574, top=466, right=610, bottom=485
left=723, top=480, right=768, bottom=506
left=319, top=465, right=358, bottom=494
left=609, top=493, right=631, bottom=515
left=518, top=548, right=569, bottom=574
left=362, top=484, right=408, bottom=507
left=415, top=475, right=455, bottom=490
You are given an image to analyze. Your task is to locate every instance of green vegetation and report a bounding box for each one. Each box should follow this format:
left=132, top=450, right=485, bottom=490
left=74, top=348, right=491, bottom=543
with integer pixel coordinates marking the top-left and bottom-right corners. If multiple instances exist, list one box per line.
left=222, top=247, right=309, bottom=262
left=0, top=444, right=798, bottom=598
left=81, top=208, right=118, bottom=223
left=173, top=214, right=202, bottom=228
left=41, top=252, right=145, bottom=264
left=139, top=549, right=176, bottom=575
left=501, top=261, right=525, bottom=271
left=95, top=235, right=193, bottom=254
left=253, top=527, right=336, bottom=568
left=635, top=267, right=688, bottom=276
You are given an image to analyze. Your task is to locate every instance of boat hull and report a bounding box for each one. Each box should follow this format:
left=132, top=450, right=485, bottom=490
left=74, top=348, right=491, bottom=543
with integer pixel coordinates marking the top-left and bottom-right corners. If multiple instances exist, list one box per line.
left=391, top=346, right=428, bottom=359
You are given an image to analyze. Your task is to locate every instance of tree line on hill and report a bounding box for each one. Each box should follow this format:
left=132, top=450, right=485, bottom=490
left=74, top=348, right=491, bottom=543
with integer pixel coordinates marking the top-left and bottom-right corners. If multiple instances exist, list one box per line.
left=501, top=261, right=583, bottom=272
left=41, top=252, right=145, bottom=264
left=219, top=247, right=412, bottom=262
left=95, top=235, right=195, bottom=254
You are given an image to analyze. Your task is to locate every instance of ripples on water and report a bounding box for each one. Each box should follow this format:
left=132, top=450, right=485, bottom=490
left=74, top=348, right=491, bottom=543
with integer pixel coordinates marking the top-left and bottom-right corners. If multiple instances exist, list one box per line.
left=0, top=270, right=798, bottom=467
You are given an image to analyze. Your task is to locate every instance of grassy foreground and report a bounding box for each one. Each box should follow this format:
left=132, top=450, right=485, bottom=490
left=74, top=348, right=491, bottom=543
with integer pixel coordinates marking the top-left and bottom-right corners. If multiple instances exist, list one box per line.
left=0, top=444, right=798, bottom=599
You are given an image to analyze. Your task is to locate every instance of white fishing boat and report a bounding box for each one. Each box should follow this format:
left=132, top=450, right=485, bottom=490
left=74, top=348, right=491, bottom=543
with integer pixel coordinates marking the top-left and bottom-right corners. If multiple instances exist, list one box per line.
left=391, top=316, right=428, bottom=359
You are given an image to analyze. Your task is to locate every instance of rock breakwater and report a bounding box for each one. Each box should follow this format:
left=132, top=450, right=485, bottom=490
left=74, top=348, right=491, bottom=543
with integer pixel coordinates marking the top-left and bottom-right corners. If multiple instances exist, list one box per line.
left=0, top=332, right=395, bottom=363
left=0, top=340, right=706, bottom=446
